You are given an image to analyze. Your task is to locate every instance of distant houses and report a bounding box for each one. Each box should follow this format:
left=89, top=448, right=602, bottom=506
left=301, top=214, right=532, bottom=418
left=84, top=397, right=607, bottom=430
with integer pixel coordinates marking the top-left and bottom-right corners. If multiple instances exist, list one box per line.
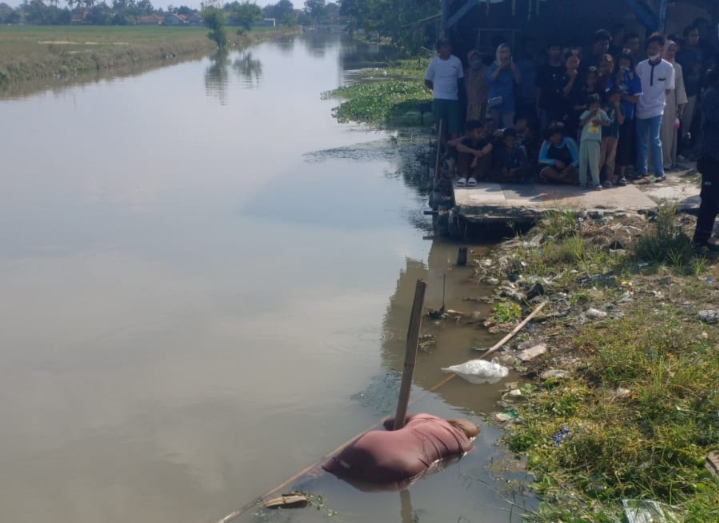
left=131, top=12, right=204, bottom=26
left=68, top=11, right=202, bottom=26
left=70, top=11, right=88, bottom=23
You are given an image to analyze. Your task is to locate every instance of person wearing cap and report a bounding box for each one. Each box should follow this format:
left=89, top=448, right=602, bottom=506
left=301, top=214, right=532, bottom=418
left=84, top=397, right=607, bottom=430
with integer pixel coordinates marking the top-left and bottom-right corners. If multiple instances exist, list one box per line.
left=465, top=50, right=489, bottom=122
left=692, top=68, right=719, bottom=252
left=322, top=413, right=479, bottom=489
left=425, top=38, right=464, bottom=143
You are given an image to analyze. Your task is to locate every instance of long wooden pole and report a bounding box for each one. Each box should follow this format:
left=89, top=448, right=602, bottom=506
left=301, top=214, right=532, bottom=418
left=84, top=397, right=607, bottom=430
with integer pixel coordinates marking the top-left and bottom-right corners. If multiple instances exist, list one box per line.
left=393, top=279, right=427, bottom=430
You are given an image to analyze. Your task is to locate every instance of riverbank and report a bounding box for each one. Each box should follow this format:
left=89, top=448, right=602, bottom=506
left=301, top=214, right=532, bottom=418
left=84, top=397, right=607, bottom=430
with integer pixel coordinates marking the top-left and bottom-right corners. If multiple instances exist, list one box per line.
left=0, top=25, right=299, bottom=85
left=452, top=206, right=719, bottom=521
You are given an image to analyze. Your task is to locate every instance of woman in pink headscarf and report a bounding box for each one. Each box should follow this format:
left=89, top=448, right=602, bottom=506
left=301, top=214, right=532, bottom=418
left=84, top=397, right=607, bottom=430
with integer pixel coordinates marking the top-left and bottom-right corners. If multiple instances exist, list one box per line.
left=660, top=40, right=688, bottom=170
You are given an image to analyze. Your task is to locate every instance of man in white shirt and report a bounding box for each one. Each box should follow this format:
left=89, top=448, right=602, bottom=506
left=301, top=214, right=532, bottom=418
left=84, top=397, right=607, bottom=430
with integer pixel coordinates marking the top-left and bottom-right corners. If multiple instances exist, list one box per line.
left=425, top=38, right=464, bottom=143
left=635, top=33, right=676, bottom=181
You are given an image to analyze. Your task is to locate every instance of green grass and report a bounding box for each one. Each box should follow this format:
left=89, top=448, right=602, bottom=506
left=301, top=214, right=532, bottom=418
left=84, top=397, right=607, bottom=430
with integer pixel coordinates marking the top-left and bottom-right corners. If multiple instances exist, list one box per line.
left=327, top=58, right=432, bottom=126
left=479, top=208, right=719, bottom=521
left=0, top=25, right=297, bottom=84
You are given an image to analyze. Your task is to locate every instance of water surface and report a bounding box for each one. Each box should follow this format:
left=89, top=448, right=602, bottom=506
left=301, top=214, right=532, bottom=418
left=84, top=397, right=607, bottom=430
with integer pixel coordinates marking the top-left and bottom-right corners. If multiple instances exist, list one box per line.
left=0, top=33, right=534, bottom=523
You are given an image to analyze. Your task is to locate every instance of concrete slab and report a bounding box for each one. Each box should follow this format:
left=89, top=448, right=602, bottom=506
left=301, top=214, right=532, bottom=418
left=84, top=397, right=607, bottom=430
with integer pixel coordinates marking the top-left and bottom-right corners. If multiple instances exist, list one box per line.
left=454, top=182, right=657, bottom=223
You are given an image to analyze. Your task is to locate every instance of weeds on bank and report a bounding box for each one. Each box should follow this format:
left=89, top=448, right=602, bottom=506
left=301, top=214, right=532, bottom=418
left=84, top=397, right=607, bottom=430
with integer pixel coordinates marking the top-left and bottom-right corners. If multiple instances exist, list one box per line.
left=327, top=59, right=432, bottom=126
left=487, top=206, right=719, bottom=521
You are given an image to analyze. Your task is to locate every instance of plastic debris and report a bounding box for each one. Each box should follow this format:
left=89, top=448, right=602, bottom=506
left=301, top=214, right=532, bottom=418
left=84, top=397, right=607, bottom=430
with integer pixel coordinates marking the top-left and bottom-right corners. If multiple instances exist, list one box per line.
left=615, top=387, right=632, bottom=398
left=516, top=344, right=547, bottom=362
left=541, top=369, right=568, bottom=381
left=706, top=451, right=719, bottom=477
left=698, top=310, right=719, bottom=324
left=442, top=358, right=509, bottom=384
left=496, top=408, right=520, bottom=422
left=586, top=308, right=608, bottom=319
left=621, top=499, right=681, bottom=523
left=552, top=426, right=571, bottom=446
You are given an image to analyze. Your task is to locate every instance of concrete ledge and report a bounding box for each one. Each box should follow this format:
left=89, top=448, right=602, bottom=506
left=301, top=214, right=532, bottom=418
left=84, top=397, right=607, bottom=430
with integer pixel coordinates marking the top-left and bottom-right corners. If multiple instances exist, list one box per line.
left=454, top=183, right=658, bottom=223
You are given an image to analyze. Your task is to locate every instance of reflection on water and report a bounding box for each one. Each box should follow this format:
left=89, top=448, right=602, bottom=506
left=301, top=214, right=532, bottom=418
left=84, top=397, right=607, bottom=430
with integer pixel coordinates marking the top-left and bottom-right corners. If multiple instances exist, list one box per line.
left=205, top=50, right=265, bottom=104
left=233, top=52, right=263, bottom=87
left=204, top=50, right=231, bottom=104
left=0, top=34, right=533, bottom=523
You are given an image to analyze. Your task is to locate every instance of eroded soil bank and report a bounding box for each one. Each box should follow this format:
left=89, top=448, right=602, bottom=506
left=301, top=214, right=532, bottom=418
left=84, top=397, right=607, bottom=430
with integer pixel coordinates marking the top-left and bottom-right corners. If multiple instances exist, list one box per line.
left=437, top=204, right=719, bottom=522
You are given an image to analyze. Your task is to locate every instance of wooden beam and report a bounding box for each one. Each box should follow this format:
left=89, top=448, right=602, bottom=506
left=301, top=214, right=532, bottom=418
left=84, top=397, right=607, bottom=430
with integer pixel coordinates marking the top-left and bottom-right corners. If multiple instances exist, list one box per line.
left=621, top=0, right=658, bottom=31
left=447, top=0, right=478, bottom=29
left=658, top=0, right=668, bottom=33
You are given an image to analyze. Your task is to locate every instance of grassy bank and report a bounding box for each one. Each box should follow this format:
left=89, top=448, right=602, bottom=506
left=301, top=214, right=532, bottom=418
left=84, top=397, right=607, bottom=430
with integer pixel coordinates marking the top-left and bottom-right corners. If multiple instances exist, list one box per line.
left=0, top=25, right=298, bottom=84
left=327, top=57, right=433, bottom=126
left=469, top=208, right=719, bottom=521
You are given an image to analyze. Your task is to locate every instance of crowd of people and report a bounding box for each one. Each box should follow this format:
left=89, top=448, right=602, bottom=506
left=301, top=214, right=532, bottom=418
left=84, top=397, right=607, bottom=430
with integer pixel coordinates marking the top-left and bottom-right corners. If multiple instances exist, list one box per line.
left=423, top=19, right=719, bottom=192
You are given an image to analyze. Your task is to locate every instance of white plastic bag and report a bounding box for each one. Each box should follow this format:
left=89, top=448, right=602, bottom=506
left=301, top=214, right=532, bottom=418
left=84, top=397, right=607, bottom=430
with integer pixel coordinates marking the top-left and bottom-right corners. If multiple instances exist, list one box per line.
left=441, top=358, right=509, bottom=384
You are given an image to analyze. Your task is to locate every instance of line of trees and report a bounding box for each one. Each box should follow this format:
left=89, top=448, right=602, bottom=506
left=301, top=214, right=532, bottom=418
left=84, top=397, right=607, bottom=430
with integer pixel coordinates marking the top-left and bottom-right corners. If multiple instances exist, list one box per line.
left=339, top=0, right=439, bottom=50
left=0, top=0, right=342, bottom=26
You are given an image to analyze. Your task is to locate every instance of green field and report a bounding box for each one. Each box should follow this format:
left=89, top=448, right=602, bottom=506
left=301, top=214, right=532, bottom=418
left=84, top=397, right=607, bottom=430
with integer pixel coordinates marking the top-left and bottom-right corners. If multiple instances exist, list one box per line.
left=0, top=25, right=294, bottom=84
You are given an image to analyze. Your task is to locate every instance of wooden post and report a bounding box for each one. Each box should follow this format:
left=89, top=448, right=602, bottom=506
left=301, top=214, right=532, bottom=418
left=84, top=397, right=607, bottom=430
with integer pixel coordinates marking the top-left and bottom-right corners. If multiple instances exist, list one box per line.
left=658, top=0, right=668, bottom=33
left=457, top=246, right=468, bottom=266
left=440, top=0, right=449, bottom=37
left=393, top=279, right=427, bottom=431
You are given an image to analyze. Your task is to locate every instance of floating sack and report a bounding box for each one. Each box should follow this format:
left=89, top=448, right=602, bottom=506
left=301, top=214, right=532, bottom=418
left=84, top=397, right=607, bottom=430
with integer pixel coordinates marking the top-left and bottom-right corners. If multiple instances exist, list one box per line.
left=442, top=358, right=509, bottom=384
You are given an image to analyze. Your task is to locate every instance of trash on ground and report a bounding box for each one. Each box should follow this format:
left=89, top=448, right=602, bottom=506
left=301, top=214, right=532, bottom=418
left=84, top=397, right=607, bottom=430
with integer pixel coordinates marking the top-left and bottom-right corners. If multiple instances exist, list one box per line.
left=516, top=343, right=547, bottom=362
left=698, top=310, right=719, bottom=324
left=621, top=499, right=681, bottom=523
left=541, top=369, right=569, bottom=381
left=551, top=426, right=571, bottom=446
left=615, top=387, right=632, bottom=398
left=442, top=358, right=509, bottom=384
left=263, top=493, right=309, bottom=510
left=495, top=408, right=520, bottom=423
left=586, top=308, right=608, bottom=319
left=706, top=451, right=719, bottom=477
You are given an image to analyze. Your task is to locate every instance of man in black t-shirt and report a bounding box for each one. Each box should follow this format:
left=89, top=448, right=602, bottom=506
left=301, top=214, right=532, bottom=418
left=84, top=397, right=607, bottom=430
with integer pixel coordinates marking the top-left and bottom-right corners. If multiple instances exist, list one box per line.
left=448, top=120, right=494, bottom=186
left=537, top=41, right=566, bottom=133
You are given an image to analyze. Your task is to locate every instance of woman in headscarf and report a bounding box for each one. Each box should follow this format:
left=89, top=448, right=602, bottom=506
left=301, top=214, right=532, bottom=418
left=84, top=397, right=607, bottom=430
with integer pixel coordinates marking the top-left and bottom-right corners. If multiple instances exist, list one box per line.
left=660, top=39, right=688, bottom=170
left=486, top=43, right=521, bottom=128
left=465, top=50, right=489, bottom=121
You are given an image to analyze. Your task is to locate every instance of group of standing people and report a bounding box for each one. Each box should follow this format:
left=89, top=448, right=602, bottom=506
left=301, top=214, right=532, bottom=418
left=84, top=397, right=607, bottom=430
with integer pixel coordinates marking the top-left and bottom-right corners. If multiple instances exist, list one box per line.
left=424, top=19, right=718, bottom=195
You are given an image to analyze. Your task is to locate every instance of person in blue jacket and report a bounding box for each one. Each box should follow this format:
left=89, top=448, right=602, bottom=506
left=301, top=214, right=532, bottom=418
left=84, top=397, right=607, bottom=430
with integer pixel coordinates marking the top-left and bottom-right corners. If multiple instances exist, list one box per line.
left=486, top=43, right=521, bottom=129
left=538, top=123, right=580, bottom=184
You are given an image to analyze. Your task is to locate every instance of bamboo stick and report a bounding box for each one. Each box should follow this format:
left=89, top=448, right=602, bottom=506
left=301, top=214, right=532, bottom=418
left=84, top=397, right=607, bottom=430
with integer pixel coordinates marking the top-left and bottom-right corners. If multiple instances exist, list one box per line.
left=475, top=301, right=547, bottom=358
left=393, top=279, right=427, bottom=430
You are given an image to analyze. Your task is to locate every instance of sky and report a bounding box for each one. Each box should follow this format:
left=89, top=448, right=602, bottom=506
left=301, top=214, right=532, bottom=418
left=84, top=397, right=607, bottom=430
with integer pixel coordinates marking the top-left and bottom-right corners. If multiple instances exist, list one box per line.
left=5, top=0, right=299, bottom=9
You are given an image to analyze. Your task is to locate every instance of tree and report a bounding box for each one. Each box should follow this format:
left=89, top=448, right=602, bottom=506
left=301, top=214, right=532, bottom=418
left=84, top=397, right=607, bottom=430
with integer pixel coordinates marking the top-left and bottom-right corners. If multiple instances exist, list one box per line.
left=303, top=0, right=324, bottom=24
left=281, top=11, right=295, bottom=26
left=263, top=0, right=291, bottom=21
left=136, top=0, right=152, bottom=13
left=226, top=1, right=260, bottom=34
left=203, top=7, right=227, bottom=48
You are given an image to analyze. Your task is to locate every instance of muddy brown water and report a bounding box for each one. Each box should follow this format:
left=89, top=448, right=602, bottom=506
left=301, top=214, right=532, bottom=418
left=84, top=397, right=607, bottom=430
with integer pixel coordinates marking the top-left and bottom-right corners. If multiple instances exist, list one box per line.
left=0, top=33, right=535, bottom=523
